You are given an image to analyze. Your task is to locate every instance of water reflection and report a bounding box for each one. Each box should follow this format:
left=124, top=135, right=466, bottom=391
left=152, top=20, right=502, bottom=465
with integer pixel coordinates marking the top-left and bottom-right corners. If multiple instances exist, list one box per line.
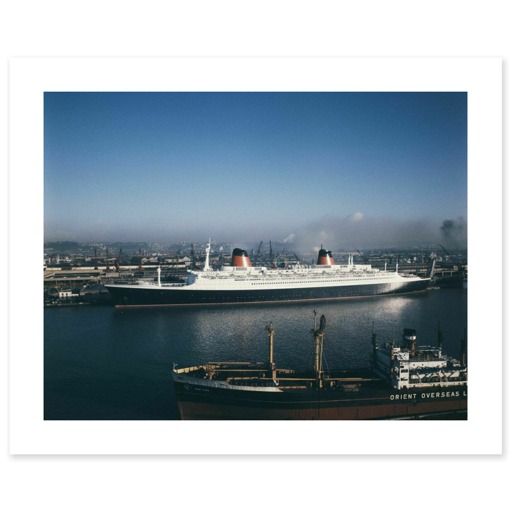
left=110, top=289, right=467, bottom=373
left=45, top=288, right=467, bottom=419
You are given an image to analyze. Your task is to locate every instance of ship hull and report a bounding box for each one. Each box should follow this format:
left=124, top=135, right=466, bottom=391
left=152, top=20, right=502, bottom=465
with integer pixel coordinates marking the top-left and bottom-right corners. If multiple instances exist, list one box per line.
left=172, top=378, right=467, bottom=420
left=106, top=278, right=430, bottom=308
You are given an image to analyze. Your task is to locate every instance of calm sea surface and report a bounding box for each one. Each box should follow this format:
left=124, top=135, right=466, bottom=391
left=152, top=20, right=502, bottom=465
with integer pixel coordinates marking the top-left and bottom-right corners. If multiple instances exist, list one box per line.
left=44, top=288, right=467, bottom=420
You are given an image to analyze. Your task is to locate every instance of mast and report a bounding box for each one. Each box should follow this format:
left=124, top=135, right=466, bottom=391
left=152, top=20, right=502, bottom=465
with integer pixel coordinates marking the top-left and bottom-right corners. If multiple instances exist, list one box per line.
left=313, top=313, right=326, bottom=389
left=204, top=238, right=211, bottom=271
left=371, top=321, right=377, bottom=370
left=460, top=329, right=468, bottom=367
left=266, top=322, right=276, bottom=381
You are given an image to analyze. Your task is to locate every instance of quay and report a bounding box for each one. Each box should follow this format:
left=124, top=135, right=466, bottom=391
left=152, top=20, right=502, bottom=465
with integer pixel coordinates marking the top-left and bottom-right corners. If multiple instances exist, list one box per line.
left=44, top=264, right=188, bottom=305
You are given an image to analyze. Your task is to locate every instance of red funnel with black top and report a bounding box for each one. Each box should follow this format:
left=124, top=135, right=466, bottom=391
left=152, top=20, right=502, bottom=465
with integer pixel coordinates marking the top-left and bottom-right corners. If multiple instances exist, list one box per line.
left=317, top=249, right=335, bottom=265
left=231, top=248, right=252, bottom=268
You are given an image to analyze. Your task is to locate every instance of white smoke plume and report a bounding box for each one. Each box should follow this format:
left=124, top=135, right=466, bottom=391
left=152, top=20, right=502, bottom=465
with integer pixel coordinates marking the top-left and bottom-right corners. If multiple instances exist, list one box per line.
left=288, top=213, right=463, bottom=252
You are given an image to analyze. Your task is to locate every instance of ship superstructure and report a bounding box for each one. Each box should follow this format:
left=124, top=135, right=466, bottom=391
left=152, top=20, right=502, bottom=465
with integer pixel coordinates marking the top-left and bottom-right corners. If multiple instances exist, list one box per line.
left=372, top=328, right=467, bottom=391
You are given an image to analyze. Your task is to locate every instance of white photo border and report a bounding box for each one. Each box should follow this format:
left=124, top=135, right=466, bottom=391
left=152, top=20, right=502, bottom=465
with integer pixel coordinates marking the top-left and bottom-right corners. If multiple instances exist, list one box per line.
left=9, top=57, right=502, bottom=455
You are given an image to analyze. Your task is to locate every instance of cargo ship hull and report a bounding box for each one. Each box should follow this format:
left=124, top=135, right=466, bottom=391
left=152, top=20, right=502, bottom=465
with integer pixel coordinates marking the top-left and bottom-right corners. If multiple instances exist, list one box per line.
left=172, top=374, right=467, bottom=420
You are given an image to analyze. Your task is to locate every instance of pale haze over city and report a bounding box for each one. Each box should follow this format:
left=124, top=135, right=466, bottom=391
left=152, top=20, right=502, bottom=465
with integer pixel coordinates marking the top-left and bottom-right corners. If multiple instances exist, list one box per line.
left=44, top=92, right=467, bottom=250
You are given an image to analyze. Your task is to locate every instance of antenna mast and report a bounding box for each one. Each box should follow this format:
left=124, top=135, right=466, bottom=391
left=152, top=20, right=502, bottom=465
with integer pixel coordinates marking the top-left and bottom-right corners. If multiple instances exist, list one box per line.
left=204, top=238, right=211, bottom=271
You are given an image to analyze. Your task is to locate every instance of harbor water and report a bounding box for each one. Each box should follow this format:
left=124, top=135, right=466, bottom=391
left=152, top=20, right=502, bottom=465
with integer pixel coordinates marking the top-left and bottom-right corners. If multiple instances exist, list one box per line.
left=44, top=288, right=467, bottom=420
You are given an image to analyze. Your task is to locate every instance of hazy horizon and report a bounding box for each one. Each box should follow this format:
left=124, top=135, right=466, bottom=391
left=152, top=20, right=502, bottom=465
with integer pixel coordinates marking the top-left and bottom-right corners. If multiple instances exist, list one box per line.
left=44, top=214, right=467, bottom=252
left=44, top=92, right=467, bottom=250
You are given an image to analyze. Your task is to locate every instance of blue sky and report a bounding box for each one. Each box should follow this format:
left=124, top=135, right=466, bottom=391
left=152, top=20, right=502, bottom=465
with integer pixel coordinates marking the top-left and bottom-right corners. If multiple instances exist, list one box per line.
left=44, top=92, right=467, bottom=249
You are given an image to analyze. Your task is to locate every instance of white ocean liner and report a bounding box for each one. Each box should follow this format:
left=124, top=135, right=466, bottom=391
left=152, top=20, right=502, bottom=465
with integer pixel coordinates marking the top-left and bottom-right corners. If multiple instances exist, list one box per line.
left=105, top=242, right=433, bottom=308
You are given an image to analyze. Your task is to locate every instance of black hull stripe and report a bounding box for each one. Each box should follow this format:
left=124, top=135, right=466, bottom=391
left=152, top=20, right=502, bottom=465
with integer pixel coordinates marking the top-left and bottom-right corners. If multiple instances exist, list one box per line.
left=108, top=280, right=431, bottom=308
left=113, top=289, right=429, bottom=309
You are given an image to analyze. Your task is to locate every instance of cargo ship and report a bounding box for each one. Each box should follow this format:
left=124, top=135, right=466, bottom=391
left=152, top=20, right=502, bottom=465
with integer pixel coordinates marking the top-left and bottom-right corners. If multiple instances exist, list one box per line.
left=171, top=313, right=467, bottom=420
left=105, top=242, right=433, bottom=308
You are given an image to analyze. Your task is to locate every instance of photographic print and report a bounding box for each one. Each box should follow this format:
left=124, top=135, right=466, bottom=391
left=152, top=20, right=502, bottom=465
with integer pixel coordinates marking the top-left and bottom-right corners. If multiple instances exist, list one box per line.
left=10, top=58, right=501, bottom=454
left=43, top=91, right=468, bottom=421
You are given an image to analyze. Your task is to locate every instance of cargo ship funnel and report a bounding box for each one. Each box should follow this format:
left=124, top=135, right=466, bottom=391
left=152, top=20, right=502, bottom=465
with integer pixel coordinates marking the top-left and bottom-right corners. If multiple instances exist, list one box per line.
left=403, top=328, right=416, bottom=352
